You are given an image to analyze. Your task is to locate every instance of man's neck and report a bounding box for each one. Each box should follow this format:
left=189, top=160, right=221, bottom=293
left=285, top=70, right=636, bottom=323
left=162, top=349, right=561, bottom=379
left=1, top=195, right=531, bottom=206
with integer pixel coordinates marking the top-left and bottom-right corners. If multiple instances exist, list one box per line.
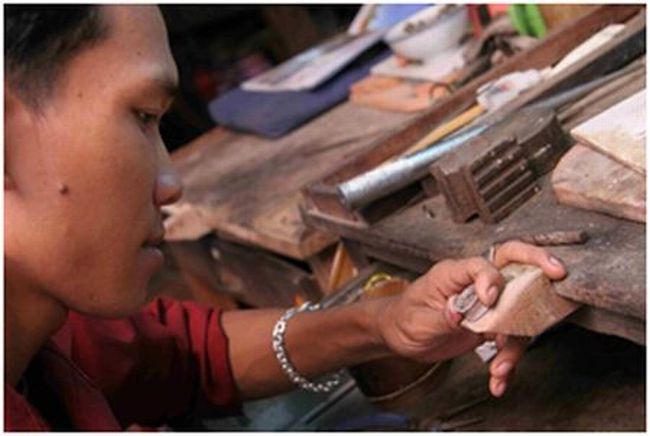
left=5, top=276, right=68, bottom=387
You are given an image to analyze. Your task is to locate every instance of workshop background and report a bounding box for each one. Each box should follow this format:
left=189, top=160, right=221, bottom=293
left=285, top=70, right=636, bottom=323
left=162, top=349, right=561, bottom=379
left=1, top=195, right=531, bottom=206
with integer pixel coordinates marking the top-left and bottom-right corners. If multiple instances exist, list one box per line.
left=152, top=4, right=645, bottom=431
left=159, top=5, right=358, bottom=150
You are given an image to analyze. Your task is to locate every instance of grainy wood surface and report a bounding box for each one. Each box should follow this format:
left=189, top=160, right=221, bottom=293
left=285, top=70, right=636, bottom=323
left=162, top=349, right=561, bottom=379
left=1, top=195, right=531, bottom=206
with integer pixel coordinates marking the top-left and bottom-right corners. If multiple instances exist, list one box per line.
left=304, top=175, right=645, bottom=321
left=552, top=144, right=645, bottom=223
left=571, top=90, right=646, bottom=175
left=461, top=264, right=579, bottom=336
left=164, top=103, right=416, bottom=259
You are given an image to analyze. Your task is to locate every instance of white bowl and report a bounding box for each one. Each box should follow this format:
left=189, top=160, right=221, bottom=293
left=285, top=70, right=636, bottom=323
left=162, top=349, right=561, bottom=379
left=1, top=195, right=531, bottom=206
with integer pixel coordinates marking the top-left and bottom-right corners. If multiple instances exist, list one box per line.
left=385, top=5, right=469, bottom=61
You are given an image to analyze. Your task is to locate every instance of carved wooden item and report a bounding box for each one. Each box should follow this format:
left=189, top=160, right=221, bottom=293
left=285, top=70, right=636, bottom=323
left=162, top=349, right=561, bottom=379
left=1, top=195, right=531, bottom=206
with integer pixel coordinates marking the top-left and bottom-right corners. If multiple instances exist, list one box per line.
left=459, top=263, right=580, bottom=336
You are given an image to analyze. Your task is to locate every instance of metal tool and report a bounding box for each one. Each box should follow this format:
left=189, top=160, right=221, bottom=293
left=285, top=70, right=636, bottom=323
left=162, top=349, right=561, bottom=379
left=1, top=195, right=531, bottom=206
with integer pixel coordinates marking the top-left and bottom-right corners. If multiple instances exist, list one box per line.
left=451, top=285, right=490, bottom=322
left=337, top=124, right=489, bottom=210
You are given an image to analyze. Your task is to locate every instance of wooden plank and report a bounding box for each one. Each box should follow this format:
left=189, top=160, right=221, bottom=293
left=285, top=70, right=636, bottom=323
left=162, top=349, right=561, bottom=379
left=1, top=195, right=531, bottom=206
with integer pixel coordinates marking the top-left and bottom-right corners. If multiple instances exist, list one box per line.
left=569, top=306, right=645, bottom=345
left=349, top=75, right=448, bottom=113
left=558, top=57, right=645, bottom=129
left=164, top=103, right=416, bottom=259
left=571, top=90, right=646, bottom=175
left=304, top=175, right=646, bottom=322
left=552, top=144, right=645, bottom=223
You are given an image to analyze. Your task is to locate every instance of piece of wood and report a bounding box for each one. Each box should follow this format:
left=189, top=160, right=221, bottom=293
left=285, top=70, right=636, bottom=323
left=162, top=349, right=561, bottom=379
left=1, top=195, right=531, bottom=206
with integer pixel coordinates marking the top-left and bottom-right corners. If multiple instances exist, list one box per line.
left=326, top=242, right=358, bottom=292
left=404, top=104, right=485, bottom=155
left=305, top=244, right=337, bottom=294
left=559, top=57, right=645, bottom=129
left=570, top=90, right=646, bottom=175
left=349, top=75, right=449, bottom=113
left=552, top=144, right=646, bottom=223
left=460, top=263, right=580, bottom=336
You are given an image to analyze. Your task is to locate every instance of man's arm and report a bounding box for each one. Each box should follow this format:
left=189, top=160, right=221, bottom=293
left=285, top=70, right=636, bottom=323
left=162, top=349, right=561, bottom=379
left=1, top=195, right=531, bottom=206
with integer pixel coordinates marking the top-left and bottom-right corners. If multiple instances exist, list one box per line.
left=221, top=298, right=391, bottom=399
left=222, top=241, right=567, bottom=400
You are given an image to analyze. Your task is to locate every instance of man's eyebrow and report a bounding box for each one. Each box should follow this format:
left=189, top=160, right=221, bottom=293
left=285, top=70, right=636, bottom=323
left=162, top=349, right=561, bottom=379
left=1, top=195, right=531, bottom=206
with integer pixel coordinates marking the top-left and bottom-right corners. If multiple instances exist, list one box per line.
left=149, top=76, right=179, bottom=100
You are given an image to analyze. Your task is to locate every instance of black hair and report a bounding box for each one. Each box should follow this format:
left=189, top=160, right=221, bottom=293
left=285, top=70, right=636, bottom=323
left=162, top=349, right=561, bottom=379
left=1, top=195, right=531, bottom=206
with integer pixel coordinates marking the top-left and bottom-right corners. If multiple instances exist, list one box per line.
left=5, top=5, right=109, bottom=108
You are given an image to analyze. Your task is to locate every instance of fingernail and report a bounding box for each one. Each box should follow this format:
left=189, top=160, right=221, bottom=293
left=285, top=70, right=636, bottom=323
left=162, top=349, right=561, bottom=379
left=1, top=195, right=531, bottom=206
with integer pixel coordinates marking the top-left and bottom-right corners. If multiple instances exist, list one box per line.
left=487, top=286, right=499, bottom=305
left=493, top=381, right=506, bottom=397
left=496, top=361, right=512, bottom=377
left=448, top=309, right=462, bottom=325
left=548, top=255, right=564, bottom=267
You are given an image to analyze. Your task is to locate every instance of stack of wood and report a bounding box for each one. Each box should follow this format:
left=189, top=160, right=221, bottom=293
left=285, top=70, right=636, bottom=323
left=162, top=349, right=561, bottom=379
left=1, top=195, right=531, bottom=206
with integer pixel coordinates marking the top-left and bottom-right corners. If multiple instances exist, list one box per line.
left=552, top=88, right=646, bottom=223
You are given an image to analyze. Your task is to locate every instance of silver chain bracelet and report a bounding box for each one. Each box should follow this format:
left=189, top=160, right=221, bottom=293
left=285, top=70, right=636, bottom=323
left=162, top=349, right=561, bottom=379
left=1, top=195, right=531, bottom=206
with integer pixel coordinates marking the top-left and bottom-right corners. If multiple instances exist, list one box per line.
left=272, top=301, right=344, bottom=393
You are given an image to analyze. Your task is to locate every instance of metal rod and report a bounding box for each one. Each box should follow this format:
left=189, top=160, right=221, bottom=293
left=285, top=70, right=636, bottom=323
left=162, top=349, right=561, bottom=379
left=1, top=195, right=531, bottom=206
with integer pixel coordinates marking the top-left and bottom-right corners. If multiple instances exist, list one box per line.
left=531, top=62, right=643, bottom=110
left=337, top=125, right=488, bottom=210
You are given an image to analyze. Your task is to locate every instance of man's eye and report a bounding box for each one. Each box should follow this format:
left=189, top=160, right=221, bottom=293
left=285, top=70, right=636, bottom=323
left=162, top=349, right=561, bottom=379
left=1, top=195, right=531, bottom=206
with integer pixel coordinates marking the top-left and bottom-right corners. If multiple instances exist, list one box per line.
left=135, top=110, right=160, bottom=126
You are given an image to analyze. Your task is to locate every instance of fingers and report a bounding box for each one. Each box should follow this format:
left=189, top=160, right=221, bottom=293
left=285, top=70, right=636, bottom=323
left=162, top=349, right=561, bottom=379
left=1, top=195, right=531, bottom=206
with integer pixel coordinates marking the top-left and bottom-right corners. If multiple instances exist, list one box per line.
left=443, top=301, right=463, bottom=328
left=449, top=257, right=506, bottom=307
left=472, top=261, right=505, bottom=307
left=488, top=335, right=528, bottom=397
left=492, top=240, right=567, bottom=280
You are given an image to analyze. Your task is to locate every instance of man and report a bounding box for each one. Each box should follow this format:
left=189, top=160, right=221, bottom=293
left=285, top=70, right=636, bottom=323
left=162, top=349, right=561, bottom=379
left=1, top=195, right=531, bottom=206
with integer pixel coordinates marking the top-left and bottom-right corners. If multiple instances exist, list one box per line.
left=4, top=5, right=567, bottom=430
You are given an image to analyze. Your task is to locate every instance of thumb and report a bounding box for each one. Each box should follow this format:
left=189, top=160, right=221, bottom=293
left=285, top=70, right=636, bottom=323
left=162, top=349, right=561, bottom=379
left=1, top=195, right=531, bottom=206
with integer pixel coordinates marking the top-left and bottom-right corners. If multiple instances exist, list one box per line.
left=444, top=296, right=464, bottom=329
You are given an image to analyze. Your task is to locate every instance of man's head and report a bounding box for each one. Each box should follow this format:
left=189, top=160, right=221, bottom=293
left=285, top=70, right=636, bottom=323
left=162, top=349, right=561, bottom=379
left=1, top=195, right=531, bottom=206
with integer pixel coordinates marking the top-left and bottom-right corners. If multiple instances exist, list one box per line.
left=5, top=6, right=109, bottom=109
left=5, top=6, right=183, bottom=317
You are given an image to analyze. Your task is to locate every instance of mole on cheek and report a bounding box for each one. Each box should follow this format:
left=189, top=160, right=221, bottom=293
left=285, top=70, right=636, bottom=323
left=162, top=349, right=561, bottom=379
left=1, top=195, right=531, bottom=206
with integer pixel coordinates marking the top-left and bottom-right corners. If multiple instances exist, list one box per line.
left=58, top=183, right=69, bottom=195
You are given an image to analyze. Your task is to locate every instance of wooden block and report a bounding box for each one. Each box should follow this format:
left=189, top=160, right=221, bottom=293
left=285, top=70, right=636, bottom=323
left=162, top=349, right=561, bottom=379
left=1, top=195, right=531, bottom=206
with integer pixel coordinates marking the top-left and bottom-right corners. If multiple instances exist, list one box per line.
left=559, top=59, right=645, bottom=129
left=349, top=75, right=449, bottom=113
left=461, top=263, right=580, bottom=336
left=570, top=90, right=646, bottom=175
left=552, top=144, right=645, bottom=223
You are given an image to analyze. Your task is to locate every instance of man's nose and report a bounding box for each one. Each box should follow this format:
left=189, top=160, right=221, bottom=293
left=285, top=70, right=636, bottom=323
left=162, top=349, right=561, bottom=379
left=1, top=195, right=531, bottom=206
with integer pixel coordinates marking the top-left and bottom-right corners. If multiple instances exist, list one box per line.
left=154, top=145, right=184, bottom=207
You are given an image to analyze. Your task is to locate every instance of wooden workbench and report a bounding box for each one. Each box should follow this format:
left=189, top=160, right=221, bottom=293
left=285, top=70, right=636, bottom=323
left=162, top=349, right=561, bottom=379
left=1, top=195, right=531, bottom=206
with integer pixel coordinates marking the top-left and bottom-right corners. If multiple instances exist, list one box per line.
left=164, top=102, right=418, bottom=260
left=304, top=174, right=645, bottom=344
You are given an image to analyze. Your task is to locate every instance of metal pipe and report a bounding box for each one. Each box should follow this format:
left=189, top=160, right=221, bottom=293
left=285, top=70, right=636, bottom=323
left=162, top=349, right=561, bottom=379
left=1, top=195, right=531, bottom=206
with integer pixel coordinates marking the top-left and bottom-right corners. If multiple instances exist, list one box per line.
left=337, top=125, right=488, bottom=210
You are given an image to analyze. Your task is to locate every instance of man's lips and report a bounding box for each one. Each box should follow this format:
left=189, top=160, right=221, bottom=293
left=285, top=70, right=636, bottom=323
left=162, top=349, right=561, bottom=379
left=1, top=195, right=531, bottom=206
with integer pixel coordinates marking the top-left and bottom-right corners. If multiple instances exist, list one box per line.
left=143, top=226, right=165, bottom=248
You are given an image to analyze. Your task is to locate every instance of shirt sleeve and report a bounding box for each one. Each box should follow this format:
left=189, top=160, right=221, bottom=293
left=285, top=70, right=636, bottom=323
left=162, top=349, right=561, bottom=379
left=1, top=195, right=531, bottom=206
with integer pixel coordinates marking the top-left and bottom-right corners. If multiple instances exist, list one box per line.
left=54, top=297, right=242, bottom=427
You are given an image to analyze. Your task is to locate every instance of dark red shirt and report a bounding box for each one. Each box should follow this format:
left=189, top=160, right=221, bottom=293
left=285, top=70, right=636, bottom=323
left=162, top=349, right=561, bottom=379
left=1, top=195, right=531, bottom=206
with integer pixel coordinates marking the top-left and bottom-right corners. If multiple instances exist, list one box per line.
left=5, top=297, right=241, bottom=430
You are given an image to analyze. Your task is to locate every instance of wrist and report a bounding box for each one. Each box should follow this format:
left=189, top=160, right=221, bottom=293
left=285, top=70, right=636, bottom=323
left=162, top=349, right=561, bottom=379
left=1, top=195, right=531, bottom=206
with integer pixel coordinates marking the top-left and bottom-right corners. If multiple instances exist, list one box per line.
left=355, top=296, right=399, bottom=361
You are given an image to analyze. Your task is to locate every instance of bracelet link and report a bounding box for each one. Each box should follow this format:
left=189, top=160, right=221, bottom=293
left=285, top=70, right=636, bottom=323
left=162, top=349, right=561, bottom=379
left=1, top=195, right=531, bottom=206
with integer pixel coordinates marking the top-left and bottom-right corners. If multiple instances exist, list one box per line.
left=271, top=301, right=343, bottom=393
